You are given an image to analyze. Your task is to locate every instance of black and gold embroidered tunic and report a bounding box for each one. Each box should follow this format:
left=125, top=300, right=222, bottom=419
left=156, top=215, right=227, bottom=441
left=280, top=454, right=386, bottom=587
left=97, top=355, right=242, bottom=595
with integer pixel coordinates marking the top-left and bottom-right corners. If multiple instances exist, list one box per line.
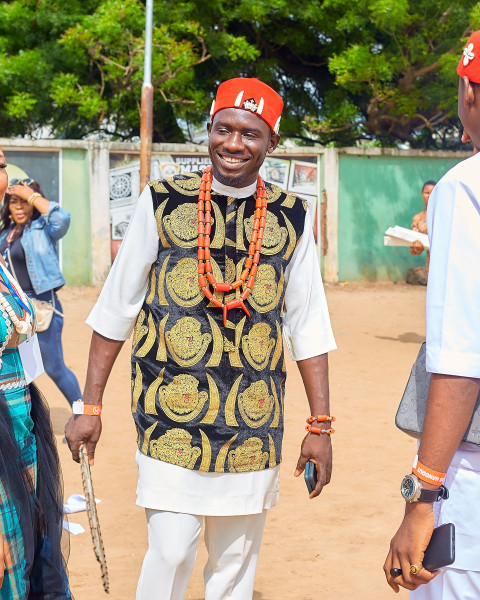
left=131, top=172, right=307, bottom=473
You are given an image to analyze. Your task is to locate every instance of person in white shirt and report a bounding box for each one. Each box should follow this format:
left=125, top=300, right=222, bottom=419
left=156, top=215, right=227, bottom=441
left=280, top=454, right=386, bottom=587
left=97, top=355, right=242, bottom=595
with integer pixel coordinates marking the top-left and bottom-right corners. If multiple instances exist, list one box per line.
left=384, top=31, right=480, bottom=598
left=65, top=77, right=336, bottom=600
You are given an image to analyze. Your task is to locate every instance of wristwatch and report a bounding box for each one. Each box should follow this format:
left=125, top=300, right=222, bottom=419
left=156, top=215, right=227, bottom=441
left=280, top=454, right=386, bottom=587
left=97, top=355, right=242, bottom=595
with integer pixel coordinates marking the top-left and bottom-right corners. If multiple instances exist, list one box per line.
left=401, top=473, right=449, bottom=503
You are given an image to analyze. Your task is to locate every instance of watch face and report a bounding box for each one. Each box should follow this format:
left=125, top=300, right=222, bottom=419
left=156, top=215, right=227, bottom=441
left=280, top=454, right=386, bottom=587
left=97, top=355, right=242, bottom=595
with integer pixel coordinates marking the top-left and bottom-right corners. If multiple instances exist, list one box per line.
left=401, top=475, right=416, bottom=500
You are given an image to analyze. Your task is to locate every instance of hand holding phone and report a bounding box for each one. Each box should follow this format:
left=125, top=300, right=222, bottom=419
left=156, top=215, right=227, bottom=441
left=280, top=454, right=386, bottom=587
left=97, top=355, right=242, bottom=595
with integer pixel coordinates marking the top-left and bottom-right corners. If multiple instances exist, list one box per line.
left=304, top=460, right=317, bottom=494
left=423, top=523, right=455, bottom=572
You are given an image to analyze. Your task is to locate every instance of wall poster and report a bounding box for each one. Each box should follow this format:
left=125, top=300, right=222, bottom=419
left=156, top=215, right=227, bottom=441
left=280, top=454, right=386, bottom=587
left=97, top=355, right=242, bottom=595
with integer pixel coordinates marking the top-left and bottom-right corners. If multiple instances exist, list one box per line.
left=109, top=152, right=319, bottom=261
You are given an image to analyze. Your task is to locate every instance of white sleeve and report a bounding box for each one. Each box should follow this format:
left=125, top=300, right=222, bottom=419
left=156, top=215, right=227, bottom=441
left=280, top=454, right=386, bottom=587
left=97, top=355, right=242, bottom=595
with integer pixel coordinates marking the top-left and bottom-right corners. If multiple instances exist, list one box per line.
left=426, top=174, right=480, bottom=377
left=86, top=185, right=159, bottom=341
left=282, top=207, right=336, bottom=361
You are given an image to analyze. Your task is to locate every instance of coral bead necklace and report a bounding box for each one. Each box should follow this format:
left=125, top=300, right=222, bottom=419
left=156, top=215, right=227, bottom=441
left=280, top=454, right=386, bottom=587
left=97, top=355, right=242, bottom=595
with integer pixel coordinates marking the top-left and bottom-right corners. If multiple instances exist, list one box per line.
left=197, top=165, right=267, bottom=326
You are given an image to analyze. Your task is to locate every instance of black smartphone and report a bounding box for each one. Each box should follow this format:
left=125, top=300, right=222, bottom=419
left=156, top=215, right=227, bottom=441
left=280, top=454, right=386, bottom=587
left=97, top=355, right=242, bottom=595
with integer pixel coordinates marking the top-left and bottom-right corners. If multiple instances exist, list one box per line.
left=304, top=460, right=317, bottom=494
left=423, top=523, right=455, bottom=571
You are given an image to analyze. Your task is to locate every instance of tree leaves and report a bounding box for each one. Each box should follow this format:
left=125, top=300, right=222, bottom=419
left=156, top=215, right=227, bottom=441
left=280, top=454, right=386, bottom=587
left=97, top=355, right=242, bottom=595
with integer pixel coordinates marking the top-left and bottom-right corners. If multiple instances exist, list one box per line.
left=0, top=0, right=478, bottom=147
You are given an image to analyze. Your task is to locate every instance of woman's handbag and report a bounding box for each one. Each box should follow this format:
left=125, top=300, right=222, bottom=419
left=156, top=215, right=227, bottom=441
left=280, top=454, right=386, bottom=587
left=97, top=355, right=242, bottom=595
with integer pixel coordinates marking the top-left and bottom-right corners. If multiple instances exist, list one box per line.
left=6, top=249, right=63, bottom=332
left=395, top=342, right=480, bottom=446
left=31, top=297, right=56, bottom=332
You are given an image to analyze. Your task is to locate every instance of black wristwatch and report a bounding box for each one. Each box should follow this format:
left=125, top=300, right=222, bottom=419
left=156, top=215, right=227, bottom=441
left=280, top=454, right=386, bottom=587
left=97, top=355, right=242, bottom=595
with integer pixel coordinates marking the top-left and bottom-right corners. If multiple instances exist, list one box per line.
left=401, top=473, right=449, bottom=503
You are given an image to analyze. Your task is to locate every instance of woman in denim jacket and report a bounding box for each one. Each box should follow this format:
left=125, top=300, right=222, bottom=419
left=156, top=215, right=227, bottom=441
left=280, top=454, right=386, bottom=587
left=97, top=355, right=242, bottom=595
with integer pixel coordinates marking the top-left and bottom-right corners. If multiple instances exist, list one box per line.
left=0, top=179, right=82, bottom=409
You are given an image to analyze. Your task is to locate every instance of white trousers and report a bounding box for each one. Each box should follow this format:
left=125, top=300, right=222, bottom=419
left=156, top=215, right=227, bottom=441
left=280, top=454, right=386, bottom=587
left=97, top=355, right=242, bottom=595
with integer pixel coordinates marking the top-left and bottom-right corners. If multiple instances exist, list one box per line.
left=136, top=509, right=267, bottom=600
left=411, top=568, right=480, bottom=600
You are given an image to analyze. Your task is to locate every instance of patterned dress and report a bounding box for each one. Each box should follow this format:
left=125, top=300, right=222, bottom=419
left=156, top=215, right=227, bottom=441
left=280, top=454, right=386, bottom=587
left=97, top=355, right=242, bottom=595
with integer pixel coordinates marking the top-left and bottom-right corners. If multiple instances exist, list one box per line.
left=0, top=293, right=37, bottom=600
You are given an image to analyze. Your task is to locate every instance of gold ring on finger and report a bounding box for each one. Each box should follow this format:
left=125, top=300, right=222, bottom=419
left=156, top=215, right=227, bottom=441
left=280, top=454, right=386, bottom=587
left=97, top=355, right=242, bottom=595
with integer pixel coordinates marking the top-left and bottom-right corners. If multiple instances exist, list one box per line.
left=410, top=564, right=423, bottom=575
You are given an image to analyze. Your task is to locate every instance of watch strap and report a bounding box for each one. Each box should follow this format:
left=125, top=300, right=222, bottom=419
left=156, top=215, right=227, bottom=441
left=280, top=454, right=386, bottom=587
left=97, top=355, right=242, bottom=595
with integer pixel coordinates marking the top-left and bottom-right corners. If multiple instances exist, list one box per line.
left=418, top=484, right=449, bottom=502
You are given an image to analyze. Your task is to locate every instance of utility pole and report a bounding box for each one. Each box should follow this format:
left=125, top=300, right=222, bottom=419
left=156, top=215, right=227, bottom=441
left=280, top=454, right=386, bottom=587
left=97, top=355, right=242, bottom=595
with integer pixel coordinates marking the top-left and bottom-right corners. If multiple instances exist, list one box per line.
left=139, top=0, right=154, bottom=193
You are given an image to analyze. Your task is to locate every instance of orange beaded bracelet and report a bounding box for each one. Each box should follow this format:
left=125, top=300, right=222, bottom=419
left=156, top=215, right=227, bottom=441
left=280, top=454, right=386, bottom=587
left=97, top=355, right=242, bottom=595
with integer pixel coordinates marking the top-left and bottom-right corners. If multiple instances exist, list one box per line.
left=306, top=414, right=335, bottom=424
left=305, top=425, right=335, bottom=435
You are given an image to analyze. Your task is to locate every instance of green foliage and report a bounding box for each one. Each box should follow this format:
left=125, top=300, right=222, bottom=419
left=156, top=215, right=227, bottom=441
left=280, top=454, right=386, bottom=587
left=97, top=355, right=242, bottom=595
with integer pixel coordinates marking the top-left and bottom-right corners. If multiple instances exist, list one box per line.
left=0, top=0, right=478, bottom=146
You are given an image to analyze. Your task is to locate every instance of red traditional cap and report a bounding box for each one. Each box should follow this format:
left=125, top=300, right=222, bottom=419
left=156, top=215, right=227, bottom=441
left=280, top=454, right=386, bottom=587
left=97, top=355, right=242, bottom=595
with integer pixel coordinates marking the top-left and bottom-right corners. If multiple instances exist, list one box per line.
left=457, top=30, right=480, bottom=83
left=210, top=78, right=284, bottom=134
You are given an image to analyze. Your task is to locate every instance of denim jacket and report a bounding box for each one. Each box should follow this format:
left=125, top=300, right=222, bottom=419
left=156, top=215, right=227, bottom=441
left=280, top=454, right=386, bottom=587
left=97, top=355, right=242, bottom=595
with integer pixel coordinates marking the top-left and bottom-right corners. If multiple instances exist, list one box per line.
left=0, top=202, right=70, bottom=294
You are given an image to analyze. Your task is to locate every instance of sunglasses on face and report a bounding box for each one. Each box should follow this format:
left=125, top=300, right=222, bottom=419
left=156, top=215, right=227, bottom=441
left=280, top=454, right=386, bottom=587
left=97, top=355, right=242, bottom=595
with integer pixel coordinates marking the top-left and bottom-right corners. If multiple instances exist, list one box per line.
left=9, top=178, right=35, bottom=186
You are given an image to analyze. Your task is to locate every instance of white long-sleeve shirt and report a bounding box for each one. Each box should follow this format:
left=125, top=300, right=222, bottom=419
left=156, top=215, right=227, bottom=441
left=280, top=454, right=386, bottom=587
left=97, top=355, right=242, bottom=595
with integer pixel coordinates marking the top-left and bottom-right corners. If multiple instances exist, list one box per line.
left=87, top=177, right=336, bottom=515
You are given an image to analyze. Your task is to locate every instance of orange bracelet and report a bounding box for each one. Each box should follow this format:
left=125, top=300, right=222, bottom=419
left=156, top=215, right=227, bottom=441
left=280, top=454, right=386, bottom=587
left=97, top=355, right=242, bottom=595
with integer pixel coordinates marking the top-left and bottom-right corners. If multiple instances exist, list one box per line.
left=306, top=414, right=335, bottom=424
left=412, top=455, right=446, bottom=485
left=305, top=425, right=335, bottom=435
left=72, top=400, right=102, bottom=416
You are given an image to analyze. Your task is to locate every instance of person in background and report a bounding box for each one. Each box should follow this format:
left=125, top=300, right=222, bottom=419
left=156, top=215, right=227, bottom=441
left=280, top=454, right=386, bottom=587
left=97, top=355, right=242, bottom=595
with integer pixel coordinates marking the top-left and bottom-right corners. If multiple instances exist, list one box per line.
left=406, top=180, right=436, bottom=286
left=0, top=179, right=82, bottom=409
left=0, top=148, right=71, bottom=599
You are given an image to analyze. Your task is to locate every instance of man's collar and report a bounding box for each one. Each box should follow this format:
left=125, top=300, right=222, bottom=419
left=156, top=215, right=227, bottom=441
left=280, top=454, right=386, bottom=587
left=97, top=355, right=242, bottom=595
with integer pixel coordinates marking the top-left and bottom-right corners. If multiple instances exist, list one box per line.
left=211, top=176, right=257, bottom=198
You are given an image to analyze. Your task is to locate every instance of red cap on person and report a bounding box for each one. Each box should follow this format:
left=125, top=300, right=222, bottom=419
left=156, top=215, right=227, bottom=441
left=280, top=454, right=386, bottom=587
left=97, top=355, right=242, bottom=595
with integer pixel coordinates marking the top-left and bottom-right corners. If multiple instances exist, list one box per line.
left=457, top=31, right=480, bottom=83
left=210, top=78, right=284, bottom=134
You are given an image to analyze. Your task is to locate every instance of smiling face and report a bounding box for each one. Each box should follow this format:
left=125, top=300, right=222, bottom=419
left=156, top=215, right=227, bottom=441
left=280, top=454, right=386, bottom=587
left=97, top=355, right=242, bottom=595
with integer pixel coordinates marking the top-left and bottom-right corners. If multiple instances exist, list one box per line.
left=0, top=148, right=7, bottom=198
left=207, top=108, right=280, bottom=188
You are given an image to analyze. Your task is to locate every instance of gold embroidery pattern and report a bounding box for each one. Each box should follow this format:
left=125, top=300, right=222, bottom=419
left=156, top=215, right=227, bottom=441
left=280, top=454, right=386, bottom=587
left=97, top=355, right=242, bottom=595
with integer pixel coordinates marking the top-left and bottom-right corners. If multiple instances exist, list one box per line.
left=165, top=317, right=212, bottom=367
left=150, top=428, right=201, bottom=469
left=131, top=363, right=142, bottom=414
left=244, top=212, right=287, bottom=255
left=132, top=310, right=146, bottom=351
left=146, top=266, right=156, bottom=304
left=270, top=321, right=283, bottom=370
left=238, top=380, right=275, bottom=428
left=163, top=203, right=198, bottom=247
left=268, top=434, right=277, bottom=467
left=266, top=184, right=282, bottom=204
left=236, top=201, right=247, bottom=251
left=156, top=313, right=169, bottom=362
left=210, top=201, right=226, bottom=249
left=248, top=265, right=284, bottom=314
left=136, top=311, right=156, bottom=358
left=166, top=258, right=203, bottom=307
left=158, top=374, right=208, bottom=422
left=227, top=316, right=246, bottom=367
left=225, top=374, right=242, bottom=426
left=144, top=369, right=164, bottom=415
left=228, top=438, right=269, bottom=472
left=141, top=422, right=157, bottom=454
left=242, top=323, right=275, bottom=371
left=270, top=376, right=280, bottom=427
left=167, top=173, right=201, bottom=195
left=206, top=314, right=223, bottom=367
left=215, top=434, right=238, bottom=472
left=199, top=429, right=212, bottom=471
left=302, top=200, right=308, bottom=212
left=281, top=193, right=297, bottom=209
left=155, top=200, right=171, bottom=248
left=157, top=254, right=170, bottom=306
left=151, top=180, right=169, bottom=194
left=281, top=210, right=297, bottom=260
left=200, top=373, right=220, bottom=424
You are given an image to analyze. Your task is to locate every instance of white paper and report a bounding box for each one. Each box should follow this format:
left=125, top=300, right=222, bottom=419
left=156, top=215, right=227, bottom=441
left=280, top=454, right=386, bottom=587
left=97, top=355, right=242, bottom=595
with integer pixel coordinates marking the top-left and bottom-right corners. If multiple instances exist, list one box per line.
left=18, top=334, right=44, bottom=384
left=63, top=520, right=85, bottom=535
left=63, top=493, right=102, bottom=514
left=384, top=225, right=430, bottom=249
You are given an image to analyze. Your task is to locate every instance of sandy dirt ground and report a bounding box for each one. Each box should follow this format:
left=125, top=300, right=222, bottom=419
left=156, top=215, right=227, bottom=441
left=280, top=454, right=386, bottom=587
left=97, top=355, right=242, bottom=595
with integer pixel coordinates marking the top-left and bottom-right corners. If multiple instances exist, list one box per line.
left=42, top=282, right=427, bottom=600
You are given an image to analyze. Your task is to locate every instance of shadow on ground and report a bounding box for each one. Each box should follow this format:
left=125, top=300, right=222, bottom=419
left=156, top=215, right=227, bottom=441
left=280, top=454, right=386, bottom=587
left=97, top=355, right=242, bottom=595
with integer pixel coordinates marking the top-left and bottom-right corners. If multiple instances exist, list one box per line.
left=375, top=332, right=425, bottom=344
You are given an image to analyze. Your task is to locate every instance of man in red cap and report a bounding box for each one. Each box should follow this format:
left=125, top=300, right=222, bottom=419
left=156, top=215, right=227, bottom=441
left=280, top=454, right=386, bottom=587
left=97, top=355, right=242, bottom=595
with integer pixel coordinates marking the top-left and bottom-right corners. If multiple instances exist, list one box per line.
left=66, top=77, right=336, bottom=599
left=384, top=32, right=480, bottom=599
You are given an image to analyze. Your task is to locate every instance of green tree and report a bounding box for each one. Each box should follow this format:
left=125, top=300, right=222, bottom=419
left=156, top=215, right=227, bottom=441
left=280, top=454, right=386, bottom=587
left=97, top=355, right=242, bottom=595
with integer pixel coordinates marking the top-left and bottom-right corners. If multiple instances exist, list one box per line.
left=1, top=0, right=480, bottom=147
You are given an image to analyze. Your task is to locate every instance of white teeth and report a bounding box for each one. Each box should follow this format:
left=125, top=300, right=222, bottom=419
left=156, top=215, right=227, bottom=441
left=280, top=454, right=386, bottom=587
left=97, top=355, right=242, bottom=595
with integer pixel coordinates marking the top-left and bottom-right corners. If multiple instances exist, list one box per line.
left=223, top=157, right=243, bottom=163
